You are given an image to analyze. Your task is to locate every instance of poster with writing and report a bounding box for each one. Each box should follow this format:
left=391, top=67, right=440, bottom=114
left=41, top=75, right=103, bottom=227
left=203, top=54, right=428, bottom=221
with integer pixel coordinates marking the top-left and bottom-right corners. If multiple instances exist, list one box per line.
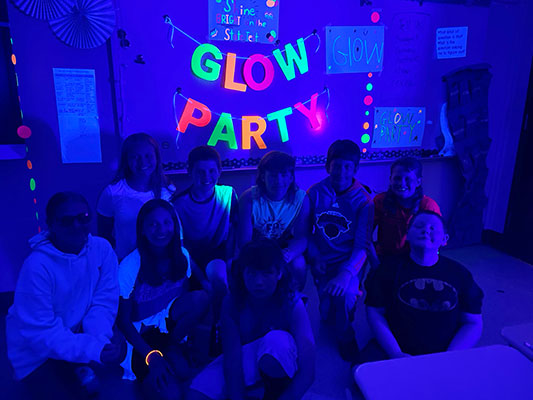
left=326, top=26, right=384, bottom=74
left=389, top=12, right=431, bottom=95
left=436, top=26, right=468, bottom=59
left=372, top=107, right=425, bottom=148
left=208, top=0, right=280, bottom=44
left=53, top=68, right=102, bottom=163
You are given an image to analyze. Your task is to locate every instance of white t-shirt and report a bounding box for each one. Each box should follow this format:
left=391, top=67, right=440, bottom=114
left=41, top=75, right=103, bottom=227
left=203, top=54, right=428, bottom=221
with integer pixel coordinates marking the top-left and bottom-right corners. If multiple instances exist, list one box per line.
left=97, top=179, right=176, bottom=260
left=118, top=248, right=191, bottom=380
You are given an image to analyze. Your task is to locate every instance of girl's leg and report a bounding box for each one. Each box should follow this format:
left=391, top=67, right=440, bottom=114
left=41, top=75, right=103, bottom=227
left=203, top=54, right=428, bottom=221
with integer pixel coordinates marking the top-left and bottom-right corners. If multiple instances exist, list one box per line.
left=168, top=290, right=211, bottom=365
left=168, top=290, right=210, bottom=343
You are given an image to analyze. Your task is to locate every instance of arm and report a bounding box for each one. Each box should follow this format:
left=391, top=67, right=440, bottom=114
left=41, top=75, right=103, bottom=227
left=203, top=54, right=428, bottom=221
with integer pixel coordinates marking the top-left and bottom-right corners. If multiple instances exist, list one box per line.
left=189, top=257, right=212, bottom=294
left=12, top=261, right=108, bottom=364
left=82, top=241, right=119, bottom=341
left=325, top=200, right=373, bottom=296
left=220, top=297, right=246, bottom=400
left=116, top=298, right=153, bottom=358
left=324, top=249, right=365, bottom=297
left=283, top=195, right=310, bottom=263
left=225, top=189, right=239, bottom=264
left=346, top=199, right=374, bottom=276
left=238, top=189, right=253, bottom=248
left=279, top=300, right=316, bottom=400
left=366, top=306, right=409, bottom=358
left=117, top=298, right=175, bottom=389
left=447, top=313, right=483, bottom=351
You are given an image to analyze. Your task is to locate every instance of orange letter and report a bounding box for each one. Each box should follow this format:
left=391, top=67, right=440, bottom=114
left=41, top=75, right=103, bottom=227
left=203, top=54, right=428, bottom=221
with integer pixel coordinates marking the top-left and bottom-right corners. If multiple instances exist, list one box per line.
left=177, top=98, right=211, bottom=132
left=242, top=116, right=267, bottom=149
left=223, top=53, right=247, bottom=92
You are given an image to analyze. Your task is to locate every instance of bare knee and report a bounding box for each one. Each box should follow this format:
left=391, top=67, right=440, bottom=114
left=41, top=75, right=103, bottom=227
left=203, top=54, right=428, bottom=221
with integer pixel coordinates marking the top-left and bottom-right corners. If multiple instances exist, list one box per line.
left=190, top=290, right=210, bottom=314
left=205, top=259, right=228, bottom=288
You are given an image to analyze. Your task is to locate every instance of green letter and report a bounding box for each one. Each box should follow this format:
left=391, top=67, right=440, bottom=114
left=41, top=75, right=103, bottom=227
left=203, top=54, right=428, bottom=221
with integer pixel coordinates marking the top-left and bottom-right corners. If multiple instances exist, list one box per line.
left=191, top=43, right=223, bottom=81
left=267, top=107, right=293, bottom=142
left=272, top=38, right=309, bottom=81
left=207, top=113, right=238, bottom=149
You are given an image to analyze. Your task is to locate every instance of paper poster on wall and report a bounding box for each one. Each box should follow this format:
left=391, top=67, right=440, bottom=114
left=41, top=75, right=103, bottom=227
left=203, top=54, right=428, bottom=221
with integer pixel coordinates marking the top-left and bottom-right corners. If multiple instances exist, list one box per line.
left=371, top=107, right=425, bottom=148
left=436, top=26, right=468, bottom=59
left=326, top=26, right=384, bottom=74
left=208, top=0, right=280, bottom=44
left=53, top=68, right=102, bottom=163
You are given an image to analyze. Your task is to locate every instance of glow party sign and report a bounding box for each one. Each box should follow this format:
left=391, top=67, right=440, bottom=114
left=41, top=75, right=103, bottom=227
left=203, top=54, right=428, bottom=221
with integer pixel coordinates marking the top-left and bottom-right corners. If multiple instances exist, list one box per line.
left=176, top=36, right=325, bottom=150
left=208, top=0, right=280, bottom=44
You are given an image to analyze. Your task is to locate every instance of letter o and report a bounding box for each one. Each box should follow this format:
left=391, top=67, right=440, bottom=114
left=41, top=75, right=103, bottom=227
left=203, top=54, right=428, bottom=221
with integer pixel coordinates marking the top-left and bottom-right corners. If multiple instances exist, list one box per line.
left=243, top=54, right=275, bottom=91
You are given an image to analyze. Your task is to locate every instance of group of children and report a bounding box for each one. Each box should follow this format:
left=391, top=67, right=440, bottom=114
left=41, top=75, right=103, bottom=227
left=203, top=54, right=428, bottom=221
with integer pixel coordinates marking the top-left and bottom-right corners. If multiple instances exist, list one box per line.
left=6, top=133, right=484, bottom=400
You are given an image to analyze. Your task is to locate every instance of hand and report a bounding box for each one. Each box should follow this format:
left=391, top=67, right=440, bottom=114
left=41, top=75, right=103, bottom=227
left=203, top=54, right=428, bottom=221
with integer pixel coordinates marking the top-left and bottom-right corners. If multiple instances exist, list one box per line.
left=147, top=353, right=175, bottom=393
left=324, top=270, right=352, bottom=297
left=282, top=248, right=295, bottom=263
left=99, top=343, right=123, bottom=364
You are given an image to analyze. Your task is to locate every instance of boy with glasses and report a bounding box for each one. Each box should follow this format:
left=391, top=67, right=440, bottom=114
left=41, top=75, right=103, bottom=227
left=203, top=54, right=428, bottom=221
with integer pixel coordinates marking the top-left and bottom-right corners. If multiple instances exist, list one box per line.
left=7, top=192, right=123, bottom=398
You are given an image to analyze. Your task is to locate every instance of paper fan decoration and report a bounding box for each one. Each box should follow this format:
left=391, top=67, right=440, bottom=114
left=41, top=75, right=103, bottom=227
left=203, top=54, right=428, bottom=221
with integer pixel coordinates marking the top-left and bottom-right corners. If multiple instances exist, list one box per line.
left=49, top=0, right=115, bottom=49
left=10, top=0, right=72, bottom=20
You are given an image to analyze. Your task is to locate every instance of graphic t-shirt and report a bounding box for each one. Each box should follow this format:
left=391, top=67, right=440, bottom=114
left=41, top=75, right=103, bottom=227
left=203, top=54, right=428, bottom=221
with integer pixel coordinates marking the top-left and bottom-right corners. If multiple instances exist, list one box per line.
left=365, top=255, right=483, bottom=355
left=307, top=177, right=374, bottom=268
left=251, top=186, right=306, bottom=244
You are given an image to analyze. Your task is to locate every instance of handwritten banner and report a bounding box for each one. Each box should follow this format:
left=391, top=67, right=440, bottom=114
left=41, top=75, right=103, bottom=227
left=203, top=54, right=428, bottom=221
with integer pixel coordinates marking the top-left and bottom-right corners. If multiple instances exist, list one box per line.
left=436, top=26, right=468, bottom=59
left=208, top=0, right=280, bottom=44
left=372, top=107, right=425, bottom=148
left=326, top=26, right=384, bottom=74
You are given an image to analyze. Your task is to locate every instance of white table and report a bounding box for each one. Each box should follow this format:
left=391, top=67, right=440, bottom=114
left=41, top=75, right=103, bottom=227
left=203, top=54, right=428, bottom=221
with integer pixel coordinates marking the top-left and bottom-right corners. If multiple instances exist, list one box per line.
left=501, top=323, right=533, bottom=361
left=354, top=345, right=533, bottom=400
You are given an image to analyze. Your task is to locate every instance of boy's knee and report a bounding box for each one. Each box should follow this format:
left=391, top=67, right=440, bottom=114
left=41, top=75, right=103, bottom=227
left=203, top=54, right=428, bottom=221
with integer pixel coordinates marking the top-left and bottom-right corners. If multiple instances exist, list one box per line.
left=262, top=330, right=295, bottom=352
left=257, top=331, right=298, bottom=378
left=206, top=259, right=228, bottom=287
left=290, top=255, right=307, bottom=271
left=190, top=290, right=210, bottom=314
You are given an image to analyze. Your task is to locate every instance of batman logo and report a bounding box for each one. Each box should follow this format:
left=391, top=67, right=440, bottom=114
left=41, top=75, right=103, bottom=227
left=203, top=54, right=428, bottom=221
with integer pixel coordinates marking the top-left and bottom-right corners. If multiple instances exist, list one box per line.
left=316, top=211, right=351, bottom=240
left=398, top=278, right=458, bottom=312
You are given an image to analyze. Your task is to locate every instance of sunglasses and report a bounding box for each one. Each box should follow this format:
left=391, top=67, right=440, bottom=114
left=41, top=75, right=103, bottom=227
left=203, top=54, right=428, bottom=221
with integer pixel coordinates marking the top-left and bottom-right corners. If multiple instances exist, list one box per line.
left=55, top=213, right=91, bottom=227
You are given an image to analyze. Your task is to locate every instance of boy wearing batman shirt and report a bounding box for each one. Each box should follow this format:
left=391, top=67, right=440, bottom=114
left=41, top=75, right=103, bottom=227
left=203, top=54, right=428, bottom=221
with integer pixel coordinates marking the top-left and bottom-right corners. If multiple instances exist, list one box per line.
left=364, top=210, right=483, bottom=358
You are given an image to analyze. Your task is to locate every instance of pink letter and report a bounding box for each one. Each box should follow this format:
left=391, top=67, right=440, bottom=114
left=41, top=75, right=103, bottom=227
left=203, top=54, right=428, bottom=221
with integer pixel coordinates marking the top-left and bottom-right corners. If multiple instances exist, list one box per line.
left=243, top=54, right=275, bottom=91
left=294, top=93, right=320, bottom=129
